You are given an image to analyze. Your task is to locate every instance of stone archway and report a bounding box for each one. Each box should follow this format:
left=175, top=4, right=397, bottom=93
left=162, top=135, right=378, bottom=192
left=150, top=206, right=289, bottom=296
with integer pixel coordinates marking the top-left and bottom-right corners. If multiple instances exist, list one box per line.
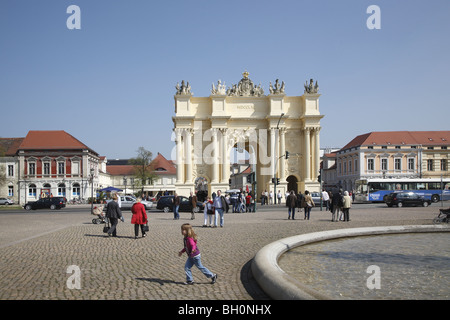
left=286, top=175, right=298, bottom=194
left=172, top=71, right=324, bottom=197
left=194, top=176, right=208, bottom=202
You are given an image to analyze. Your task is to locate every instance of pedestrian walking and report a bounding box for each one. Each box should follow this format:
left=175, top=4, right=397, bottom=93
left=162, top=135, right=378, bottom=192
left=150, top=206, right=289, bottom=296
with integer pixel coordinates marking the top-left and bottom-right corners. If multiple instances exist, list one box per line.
left=331, top=189, right=343, bottom=222
left=239, top=192, right=246, bottom=213
left=105, top=195, right=124, bottom=237
left=277, top=190, right=282, bottom=204
left=286, top=190, right=297, bottom=220
left=245, top=193, right=252, bottom=212
left=178, top=223, right=217, bottom=285
left=131, top=197, right=148, bottom=239
left=322, top=189, right=330, bottom=211
left=173, top=193, right=180, bottom=220
left=303, top=190, right=315, bottom=220
left=202, top=197, right=214, bottom=227
left=189, top=191, right=197, bottom=220
left=297, top=191, right=304, bottom=214
left=212, top=190, right=228, bottom=227
left=342, top=191, right=352, bottom=222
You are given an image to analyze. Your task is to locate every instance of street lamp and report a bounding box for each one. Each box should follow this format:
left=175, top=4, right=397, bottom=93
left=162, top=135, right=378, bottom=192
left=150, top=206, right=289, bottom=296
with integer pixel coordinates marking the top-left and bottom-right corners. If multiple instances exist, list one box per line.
left=273, top=113, right=285, bottom=201
left=90, top=168, right=94, bottom=214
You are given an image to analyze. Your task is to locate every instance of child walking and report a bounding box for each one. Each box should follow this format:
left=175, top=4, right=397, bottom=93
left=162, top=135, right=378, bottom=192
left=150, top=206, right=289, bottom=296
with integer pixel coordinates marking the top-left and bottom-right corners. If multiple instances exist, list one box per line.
left=178, top=223, right=217, bottom=285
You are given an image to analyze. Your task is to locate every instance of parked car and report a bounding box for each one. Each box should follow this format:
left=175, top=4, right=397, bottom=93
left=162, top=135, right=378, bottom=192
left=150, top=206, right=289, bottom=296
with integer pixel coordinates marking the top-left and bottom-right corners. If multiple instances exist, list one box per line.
left=384, top=192, right=431, bottom=207
left=0, top=198, right=14, bottom=205
left=24, top=197, right=66, bottom=210
left=104, top=196, right=153, bottom=210
left=310, top=192, right=321, bottom=205
left=156, top=195, right=203, bottom=213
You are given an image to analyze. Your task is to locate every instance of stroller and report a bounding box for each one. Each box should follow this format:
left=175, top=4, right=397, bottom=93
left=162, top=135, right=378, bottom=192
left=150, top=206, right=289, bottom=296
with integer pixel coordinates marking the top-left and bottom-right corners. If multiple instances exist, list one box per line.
left=91, top=204, right=106, bottom=224
left=433, top=207, right=450, bottom=224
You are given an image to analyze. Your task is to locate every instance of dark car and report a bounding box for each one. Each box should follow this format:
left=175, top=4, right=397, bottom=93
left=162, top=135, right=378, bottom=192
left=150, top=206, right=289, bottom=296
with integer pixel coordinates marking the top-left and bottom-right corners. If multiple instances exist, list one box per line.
left=384, top=192, right=431, bottom=207
left=24, top=197, right=66, bottom=210
left=156, top=195, right=203, bottom=213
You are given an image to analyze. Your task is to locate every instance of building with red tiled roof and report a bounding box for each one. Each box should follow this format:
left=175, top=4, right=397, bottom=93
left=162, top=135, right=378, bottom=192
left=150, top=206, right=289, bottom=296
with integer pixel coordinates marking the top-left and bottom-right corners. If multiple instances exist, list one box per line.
left=1, top=131, right=101, bottom=205
left=326, top=131, right=450, bottom=194
left=105, top=153, right=177, bottom=196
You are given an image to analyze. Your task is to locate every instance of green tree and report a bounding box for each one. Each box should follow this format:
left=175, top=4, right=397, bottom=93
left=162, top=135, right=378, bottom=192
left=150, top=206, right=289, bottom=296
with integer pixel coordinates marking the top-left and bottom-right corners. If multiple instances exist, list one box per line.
left=129, top=147, right=157, bottom=195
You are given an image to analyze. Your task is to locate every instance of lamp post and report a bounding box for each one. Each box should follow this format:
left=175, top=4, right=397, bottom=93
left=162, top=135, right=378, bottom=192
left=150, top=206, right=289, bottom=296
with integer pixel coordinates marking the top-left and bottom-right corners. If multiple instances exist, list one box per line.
left=90, top=168, right=94, bottom=214
left=273, top=113, right=285, bottom=201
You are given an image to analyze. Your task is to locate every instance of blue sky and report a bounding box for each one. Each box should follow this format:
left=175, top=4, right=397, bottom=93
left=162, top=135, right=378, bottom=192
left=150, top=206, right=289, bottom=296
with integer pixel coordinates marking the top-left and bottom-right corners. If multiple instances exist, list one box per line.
left=1, top=0, right=449, bottom=160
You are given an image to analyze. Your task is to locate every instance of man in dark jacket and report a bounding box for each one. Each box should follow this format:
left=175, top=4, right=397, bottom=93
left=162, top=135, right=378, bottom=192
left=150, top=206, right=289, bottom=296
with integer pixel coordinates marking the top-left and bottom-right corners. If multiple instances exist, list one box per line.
left=331, top=189, right=343, bottom=222
left=286, top=190, right=297, bottom=220
left=106, top=195, right=124, bottom=237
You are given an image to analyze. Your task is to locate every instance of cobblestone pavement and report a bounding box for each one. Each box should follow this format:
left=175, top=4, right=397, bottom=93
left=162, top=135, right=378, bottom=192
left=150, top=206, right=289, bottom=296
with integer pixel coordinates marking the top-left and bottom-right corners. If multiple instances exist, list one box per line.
left=0, top=203, right=445, bottom=300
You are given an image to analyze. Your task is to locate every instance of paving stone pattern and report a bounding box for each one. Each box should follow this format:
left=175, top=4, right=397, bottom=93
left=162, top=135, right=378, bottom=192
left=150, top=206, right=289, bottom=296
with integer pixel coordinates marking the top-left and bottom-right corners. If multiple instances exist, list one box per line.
left=0, top=204, right=443, bottom=300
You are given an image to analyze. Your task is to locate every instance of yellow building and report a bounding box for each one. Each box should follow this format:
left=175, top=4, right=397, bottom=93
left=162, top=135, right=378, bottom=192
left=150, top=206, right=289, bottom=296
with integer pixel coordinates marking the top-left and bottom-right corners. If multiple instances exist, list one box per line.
left=329, top=131, right=450, bottom=192
left=172, top=72, right=324, bottom=197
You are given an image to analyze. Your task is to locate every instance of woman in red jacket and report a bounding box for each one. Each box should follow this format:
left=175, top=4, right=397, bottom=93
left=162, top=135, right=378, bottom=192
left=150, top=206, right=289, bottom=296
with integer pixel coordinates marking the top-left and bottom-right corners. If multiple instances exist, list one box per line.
left=131, top=197, right=148, bottom=239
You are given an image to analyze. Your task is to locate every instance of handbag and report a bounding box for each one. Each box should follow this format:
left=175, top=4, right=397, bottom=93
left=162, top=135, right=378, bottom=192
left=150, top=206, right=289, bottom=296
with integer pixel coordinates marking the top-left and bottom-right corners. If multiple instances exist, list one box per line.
left=143, top=223, right=149, bottom=232
left=103, top=219, right=110, bottom=233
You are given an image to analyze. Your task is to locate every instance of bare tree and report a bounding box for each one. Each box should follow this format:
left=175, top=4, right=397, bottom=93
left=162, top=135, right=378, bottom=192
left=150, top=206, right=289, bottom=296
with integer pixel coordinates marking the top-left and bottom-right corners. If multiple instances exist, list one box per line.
left=129, top=147, right=157, bottom=195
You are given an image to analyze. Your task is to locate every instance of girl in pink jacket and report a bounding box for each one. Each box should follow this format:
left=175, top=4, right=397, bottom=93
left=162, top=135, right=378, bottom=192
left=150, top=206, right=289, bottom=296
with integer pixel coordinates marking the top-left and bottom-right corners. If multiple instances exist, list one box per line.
left=178, top=223, right=217, bottom=285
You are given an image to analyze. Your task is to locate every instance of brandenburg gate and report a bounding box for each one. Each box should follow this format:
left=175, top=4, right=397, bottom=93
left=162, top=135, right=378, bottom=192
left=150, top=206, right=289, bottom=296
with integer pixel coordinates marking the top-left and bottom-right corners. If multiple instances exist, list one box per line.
left=172, top=71, right=323, bottom=198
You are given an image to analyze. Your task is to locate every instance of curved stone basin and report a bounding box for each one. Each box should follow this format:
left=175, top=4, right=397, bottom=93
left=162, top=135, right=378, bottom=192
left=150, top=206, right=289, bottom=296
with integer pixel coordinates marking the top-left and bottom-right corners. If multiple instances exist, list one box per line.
left=278, top=232, right=450, bottom=299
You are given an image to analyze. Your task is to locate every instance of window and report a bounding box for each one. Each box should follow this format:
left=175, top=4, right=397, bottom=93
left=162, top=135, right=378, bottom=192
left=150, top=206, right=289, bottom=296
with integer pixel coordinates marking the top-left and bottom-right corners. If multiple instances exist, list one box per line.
left=72, top=183, right=80, bottom=196
left=58, top=183, right=66, bottom=196
left=427, top=159, right=434, bottom=171
left=29, top=163, right=36, bottom=175
left=354, top=159, right=358, bottom=172
left=408, top=158, right=415, bottom=171
left=58, top=162, right=65, bottom=175
left=441, top=159, right=448, bottom=171
left=29, top=184, right=37, bottom=197
left=394, top=158, right=402, bottom=171
left=367, top=159, right=374, bottom=171
left=7, top=165, right=14, bottom=177
left=381, top=158, right=388, bottom=171
left=43, top=163, right=50, bottom=175
left=348, top=160, right=352, bottom=173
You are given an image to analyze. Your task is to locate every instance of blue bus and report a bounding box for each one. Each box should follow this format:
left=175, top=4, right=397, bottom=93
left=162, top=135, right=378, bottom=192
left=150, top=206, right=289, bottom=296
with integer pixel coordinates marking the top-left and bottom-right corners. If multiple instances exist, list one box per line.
left=355, top=178, right=450, bottom=203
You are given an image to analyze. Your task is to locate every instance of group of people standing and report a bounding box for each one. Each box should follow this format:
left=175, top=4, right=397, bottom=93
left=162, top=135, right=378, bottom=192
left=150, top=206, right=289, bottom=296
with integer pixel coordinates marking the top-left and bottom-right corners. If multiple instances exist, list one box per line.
left=321, top=188, right=353, bottom=222
left=284, top=188, right=353, bottom=222
left=328, top=189, right=352, bottom=222
left=285, top=190, right=316, bottom=220
left=202, top=190, right=230, bottom=228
